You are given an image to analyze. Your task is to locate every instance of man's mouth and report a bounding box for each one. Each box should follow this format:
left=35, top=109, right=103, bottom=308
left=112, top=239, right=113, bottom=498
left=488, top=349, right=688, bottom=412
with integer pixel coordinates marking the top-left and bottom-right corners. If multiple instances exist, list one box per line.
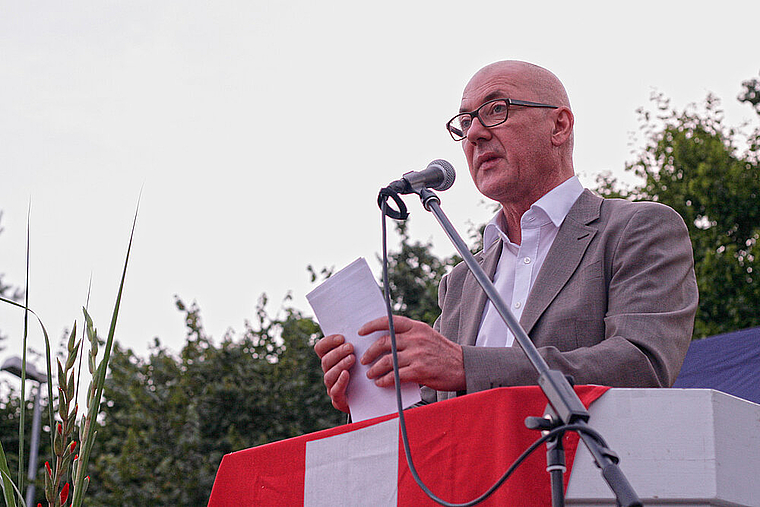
left=476, top=152, right=501, bottom=170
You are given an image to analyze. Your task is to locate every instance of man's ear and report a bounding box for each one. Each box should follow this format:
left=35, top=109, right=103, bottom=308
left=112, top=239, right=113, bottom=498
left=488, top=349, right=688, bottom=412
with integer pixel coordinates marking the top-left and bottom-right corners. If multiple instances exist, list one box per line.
left=551, top=107, right=574, bottom=147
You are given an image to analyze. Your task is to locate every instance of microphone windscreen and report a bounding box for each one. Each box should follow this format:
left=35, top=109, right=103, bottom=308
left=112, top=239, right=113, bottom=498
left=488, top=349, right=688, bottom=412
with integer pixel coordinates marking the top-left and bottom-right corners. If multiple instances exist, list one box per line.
left=428, top=159, right=456, bottom=191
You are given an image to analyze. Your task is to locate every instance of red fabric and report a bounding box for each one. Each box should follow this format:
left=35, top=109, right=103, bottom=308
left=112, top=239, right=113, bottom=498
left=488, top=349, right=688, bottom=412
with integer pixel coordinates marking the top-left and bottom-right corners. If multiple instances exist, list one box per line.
left=207, top=386, right=610, bottom=507
left=207, top=413, right=396, bottom=506
left=396, top=385, right=609, bottom=506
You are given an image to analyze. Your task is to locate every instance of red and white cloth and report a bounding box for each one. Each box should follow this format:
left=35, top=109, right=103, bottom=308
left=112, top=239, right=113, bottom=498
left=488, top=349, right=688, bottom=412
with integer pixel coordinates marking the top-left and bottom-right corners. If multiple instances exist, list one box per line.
left=208, top=385, right=609, bottom=507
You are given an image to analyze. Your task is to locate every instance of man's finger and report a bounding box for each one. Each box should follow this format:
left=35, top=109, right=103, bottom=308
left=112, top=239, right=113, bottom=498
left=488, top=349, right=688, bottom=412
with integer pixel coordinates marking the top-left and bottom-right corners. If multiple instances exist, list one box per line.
left=329, top=369, right=350, bottom=413
left=357, top=316, right=390, bottom=336
left=360, top=334, right=393, bottom=366
left=358, top=315, right=412, bottom=336
left=320, top=341, right=354, bottom=374
left=314, top=333, right=345, bottom=358
left=366, top=347, right=408, bottom=380
left=323, top=351, right=355, bottom=388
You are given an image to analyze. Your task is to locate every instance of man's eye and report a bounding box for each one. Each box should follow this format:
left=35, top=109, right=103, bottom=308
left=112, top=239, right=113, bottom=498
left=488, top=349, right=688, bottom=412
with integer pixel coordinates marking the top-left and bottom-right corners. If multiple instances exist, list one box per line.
left=459, top=117, right=472, bottom=129
left=491, top=103, right=507, bottom=114
left=484, top=102, right=507, bottom=116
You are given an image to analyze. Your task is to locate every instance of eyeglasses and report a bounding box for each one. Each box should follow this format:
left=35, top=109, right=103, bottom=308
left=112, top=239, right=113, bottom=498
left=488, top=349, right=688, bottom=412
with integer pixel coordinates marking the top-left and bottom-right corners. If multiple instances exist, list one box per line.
left=446, top=98, right=558, bottom=141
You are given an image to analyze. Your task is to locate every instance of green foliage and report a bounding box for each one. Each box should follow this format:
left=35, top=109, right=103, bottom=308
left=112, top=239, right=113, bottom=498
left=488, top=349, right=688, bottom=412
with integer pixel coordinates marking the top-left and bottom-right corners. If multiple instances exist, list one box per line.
left=597, top=87, right=760, bottom=338
left=0, top=438, right=17, bottom=507
left=383, top=221, right=459, bottom=325
left=86, top=295, right=343, bottom=506
left=739, top=73, right=760, bottom=114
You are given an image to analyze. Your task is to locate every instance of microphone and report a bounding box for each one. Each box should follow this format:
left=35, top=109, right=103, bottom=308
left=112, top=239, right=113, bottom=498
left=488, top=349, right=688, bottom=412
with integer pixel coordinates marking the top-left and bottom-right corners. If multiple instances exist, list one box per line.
left=386, top=159, right=456, bottom=194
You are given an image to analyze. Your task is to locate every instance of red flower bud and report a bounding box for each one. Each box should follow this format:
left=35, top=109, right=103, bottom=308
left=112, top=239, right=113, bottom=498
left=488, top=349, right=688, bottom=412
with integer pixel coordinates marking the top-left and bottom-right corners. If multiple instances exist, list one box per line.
left=45, top=461, right=52, bottom=477
left=70, top=441, right=77, bottom=452
left=57, top=422, right=63, bottom=435
left=60, top=482, right=70, bottom=504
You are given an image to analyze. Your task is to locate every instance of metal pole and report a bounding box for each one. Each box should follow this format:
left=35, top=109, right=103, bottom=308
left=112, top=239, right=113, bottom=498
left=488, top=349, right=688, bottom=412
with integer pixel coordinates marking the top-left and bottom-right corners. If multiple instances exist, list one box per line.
left=25, top=382, right=43, bottom=507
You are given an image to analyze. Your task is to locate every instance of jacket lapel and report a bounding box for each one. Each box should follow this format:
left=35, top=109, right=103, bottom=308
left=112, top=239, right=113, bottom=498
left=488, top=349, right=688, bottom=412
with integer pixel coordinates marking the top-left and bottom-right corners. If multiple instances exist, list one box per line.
left=458, top=239, right=502, bottom=346
left=520, top=190, right=601, bottom=334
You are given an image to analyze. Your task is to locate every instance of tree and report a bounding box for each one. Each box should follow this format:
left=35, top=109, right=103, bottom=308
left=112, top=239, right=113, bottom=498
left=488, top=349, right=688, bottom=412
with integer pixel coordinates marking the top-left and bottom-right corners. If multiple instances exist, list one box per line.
left=597, top=82, right=760, bottom=338
left=382, top=221, right=460, bottom=325
left=86, top=295, right=343, bottom=506
left=739, top=73, right=760, bottom=114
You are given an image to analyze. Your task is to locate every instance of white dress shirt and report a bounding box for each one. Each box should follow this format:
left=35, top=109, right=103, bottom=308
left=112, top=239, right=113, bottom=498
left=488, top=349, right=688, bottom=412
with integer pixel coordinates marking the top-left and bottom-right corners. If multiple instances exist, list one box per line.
left=475, top=176, right=585, bottom=348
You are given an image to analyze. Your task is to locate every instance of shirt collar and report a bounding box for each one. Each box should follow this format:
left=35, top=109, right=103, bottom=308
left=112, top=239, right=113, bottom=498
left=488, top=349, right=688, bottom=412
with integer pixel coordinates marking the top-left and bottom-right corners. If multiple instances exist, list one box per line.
left=482, top=175, right=584, bottom=249
left=483, top=212, right=509, bottom=251
left=532, top=175, right=584, bottom=227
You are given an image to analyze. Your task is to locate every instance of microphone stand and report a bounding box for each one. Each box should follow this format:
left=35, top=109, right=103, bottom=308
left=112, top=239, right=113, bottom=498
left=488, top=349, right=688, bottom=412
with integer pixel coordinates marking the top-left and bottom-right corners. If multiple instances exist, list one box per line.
left=413, top=187, right=642, bottom=507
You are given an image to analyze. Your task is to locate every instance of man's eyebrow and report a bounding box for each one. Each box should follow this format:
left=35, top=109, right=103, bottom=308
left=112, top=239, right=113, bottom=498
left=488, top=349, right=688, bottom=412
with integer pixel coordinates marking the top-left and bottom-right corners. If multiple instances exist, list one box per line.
left=459, top=91, right=508, bottom=113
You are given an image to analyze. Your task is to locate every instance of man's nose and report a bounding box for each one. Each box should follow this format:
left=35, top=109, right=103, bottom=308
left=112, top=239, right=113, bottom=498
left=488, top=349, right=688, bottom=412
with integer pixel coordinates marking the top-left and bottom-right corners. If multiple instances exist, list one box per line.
left=465, top=117, right=491, bottom=143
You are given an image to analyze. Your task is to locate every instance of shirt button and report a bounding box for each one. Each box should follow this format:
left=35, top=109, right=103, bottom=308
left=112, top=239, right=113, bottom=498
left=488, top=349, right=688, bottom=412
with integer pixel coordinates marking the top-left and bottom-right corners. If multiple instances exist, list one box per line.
left=514, top=301, right=521, bottom=309
left=523, top=257, right=531, bottom=264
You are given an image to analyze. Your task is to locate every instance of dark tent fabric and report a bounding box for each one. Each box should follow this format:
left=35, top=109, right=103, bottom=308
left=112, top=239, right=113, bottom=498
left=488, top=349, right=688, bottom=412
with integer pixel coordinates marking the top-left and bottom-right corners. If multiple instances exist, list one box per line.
left=673, top=326, right=760, bottom=405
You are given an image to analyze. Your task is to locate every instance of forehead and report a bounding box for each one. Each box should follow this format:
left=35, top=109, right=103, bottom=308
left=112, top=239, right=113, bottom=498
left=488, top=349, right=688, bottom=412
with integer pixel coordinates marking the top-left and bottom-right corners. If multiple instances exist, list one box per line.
left=460, top=68, right=532, bottom=112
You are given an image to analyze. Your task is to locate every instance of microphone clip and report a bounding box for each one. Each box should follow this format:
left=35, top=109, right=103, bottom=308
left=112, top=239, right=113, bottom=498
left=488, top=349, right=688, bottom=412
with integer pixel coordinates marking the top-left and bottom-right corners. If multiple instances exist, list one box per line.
left=377, top=186, right=409, bottom=220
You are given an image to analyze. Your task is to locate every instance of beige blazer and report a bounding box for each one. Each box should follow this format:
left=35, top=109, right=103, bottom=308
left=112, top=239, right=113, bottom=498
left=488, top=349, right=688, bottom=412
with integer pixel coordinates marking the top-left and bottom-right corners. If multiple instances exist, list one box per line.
left=425, top=190, right=698, bottom=403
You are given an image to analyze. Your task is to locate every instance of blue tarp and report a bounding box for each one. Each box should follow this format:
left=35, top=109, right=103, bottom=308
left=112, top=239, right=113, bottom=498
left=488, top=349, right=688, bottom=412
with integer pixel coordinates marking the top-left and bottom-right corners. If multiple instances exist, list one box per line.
left=673, top=326, right=760, bottom=405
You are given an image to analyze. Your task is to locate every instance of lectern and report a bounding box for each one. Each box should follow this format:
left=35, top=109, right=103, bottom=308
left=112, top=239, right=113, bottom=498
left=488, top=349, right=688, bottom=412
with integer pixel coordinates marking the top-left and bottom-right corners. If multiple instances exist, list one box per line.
left=208, top=387, right=760, bottom=506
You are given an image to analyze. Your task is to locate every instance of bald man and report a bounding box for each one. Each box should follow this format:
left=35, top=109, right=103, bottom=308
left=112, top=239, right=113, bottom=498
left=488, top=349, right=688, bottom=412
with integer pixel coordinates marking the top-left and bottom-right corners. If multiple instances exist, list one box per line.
left=315, top=61, right=698, bottom=411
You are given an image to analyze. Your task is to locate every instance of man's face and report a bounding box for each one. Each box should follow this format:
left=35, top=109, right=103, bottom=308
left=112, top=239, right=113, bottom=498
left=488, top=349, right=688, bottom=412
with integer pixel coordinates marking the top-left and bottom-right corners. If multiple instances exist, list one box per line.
left=459, top=67, right=555, bottom=206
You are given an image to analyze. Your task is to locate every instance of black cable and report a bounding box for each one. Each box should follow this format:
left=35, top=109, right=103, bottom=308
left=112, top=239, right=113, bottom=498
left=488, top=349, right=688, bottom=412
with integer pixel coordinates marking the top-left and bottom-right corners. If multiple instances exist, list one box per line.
left=379, top=201, right=607, bottom=506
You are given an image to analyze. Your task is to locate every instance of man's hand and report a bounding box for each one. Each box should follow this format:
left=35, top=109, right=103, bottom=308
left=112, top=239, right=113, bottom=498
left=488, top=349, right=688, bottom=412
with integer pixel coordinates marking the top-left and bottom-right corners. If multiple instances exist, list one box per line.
left=359, top=316, right=466, bottom=392
left=314, top=333, right=354, bottom=413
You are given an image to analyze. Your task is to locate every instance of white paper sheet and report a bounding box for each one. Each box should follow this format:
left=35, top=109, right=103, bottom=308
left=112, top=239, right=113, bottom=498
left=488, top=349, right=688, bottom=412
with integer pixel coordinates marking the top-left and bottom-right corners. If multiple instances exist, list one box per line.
left=307, top=257, right=421, bottom=422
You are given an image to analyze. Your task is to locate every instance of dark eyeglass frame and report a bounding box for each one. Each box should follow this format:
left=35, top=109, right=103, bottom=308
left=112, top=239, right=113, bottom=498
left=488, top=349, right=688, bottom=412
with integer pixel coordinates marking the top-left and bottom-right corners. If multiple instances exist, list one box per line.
left=446, top=98, right=558, bottom=141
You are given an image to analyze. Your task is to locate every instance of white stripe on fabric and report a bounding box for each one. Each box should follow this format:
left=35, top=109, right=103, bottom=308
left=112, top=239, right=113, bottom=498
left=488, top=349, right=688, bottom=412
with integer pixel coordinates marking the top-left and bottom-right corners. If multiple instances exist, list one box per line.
left=305, top=418, right=399, bottom=507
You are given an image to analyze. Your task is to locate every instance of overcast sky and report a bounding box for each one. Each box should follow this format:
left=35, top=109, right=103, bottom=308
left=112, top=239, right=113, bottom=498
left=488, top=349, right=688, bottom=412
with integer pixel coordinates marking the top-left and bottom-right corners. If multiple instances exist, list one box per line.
left=1, top=1, right=759, bottom=370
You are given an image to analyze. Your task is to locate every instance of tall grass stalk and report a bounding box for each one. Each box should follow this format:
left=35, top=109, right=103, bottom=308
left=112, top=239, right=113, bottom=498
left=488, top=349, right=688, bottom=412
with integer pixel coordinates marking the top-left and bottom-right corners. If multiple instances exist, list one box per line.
left=18, top=205, right=29, bottom=502
left=1, top=439, right=22, bottom=507
left=0, top=204, right=137, bottom=507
